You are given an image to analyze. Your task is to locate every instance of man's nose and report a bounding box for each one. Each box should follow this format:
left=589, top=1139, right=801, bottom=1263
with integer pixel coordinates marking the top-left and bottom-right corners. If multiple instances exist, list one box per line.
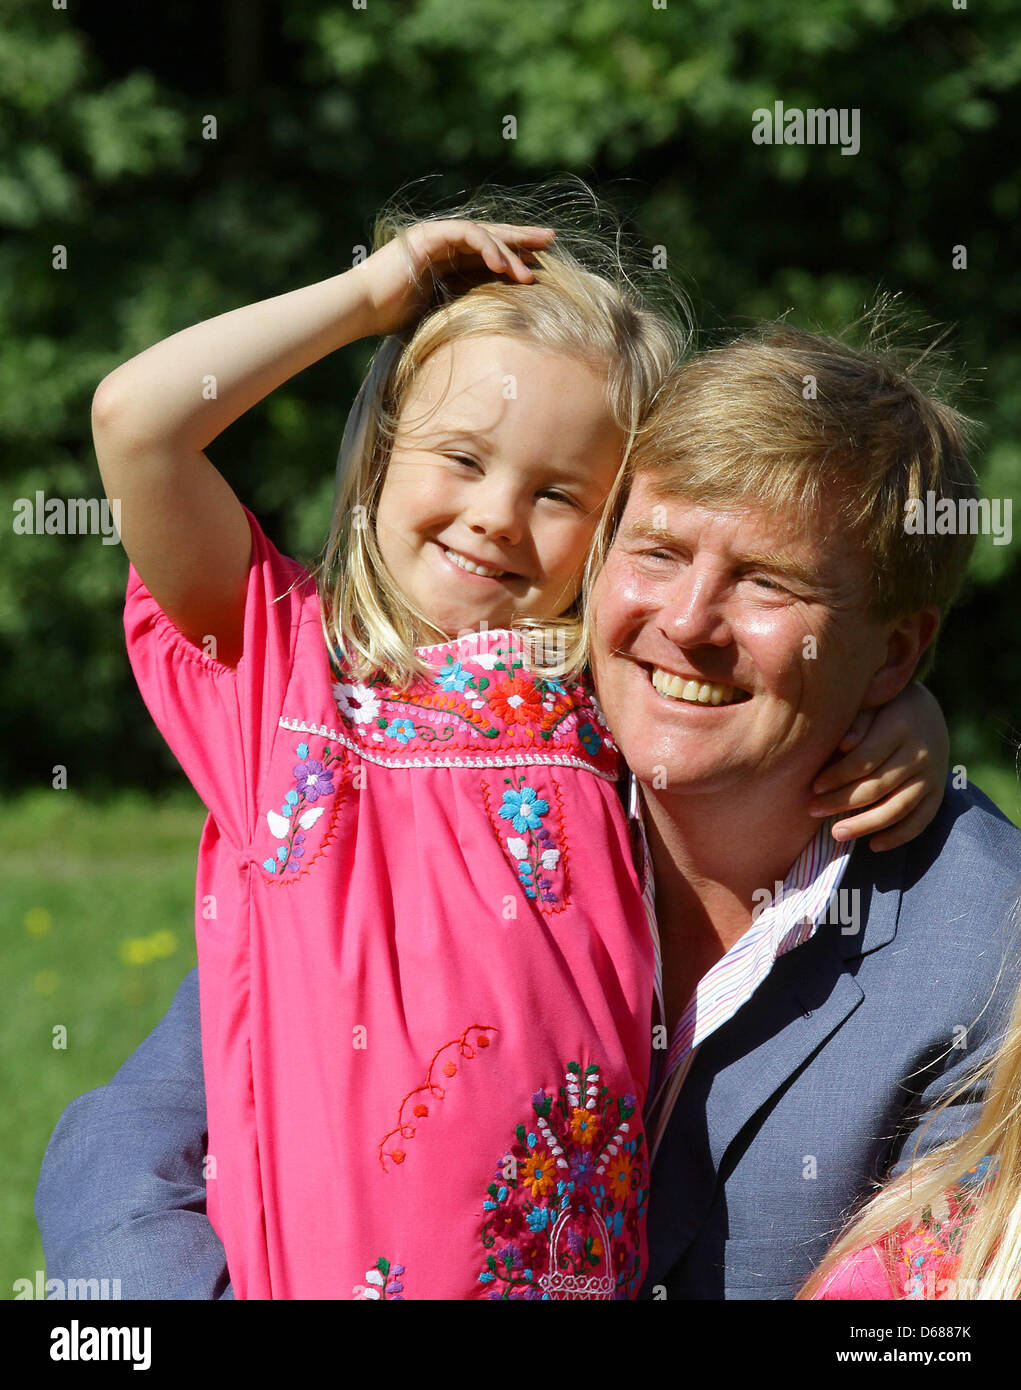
left=661, top=566, right=733, bottom=647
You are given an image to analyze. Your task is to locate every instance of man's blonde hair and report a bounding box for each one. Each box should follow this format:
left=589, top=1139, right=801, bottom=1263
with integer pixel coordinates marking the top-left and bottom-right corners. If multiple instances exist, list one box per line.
left=315, top=183, right=688, bottom=687
left=580, top=315, right=979, bottom=677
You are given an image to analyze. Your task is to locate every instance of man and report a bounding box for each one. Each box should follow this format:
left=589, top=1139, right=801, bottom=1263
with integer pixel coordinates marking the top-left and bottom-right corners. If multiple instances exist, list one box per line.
left=36, top=324, right=1021, bottom=1299
left=589, top=324, right=1021, bottom=1297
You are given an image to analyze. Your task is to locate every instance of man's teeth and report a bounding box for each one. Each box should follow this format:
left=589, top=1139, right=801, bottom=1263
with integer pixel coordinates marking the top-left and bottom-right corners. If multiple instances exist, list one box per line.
left=443, top=546, right=507, bottom=578
left=650, top=667, right=742, bottom=705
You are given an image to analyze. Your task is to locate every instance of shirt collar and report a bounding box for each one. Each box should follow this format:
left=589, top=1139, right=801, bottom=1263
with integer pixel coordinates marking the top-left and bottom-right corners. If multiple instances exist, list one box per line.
left=625, top=767, right=855, bottom=1055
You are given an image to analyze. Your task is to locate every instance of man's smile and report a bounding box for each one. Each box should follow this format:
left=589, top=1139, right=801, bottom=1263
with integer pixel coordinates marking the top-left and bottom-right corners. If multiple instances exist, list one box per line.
left=649, top=665, right=752, bottom=706
left=630, top=658, right=753, bottom=708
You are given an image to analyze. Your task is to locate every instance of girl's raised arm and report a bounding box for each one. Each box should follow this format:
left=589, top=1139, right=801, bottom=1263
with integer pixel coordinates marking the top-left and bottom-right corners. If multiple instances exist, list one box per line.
left=92, top=220, right=553, bottom=666
left=92, top=272, right=376, bottom=667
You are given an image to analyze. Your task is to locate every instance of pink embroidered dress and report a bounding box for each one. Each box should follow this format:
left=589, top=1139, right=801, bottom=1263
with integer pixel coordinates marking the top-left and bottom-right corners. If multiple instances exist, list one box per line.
left=125, top=511, right=654, bottom=1300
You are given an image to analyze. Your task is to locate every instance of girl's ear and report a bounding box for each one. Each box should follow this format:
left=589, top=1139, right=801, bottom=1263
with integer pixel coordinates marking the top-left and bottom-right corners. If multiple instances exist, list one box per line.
left=862, top=606, right=940, bottom=708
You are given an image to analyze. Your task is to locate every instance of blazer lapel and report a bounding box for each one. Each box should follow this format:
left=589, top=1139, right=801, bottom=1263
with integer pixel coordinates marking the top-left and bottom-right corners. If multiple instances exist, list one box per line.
left=643, top=839, right=907, bottom=1290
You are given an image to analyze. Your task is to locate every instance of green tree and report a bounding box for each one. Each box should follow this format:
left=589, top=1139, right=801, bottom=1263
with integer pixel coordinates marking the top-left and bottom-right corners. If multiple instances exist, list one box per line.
left=1, top=0, right=1018, bottom=806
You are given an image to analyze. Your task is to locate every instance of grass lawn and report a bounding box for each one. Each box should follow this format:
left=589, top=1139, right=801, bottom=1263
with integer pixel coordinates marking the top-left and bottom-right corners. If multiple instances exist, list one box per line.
left=2, top=789, right=204, bottom=1300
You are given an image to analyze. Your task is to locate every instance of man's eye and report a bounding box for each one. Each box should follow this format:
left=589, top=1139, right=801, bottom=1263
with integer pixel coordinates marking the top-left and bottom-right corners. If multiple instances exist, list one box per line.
left=750, top=575, right=785, bottom=593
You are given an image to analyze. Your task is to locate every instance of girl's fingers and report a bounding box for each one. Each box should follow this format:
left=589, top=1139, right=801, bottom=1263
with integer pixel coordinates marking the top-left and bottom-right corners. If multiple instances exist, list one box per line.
left=484, top=232, right=535, bottom=282
left=866, top=796, right=941, bottom=852
left=813, top=745, right=883, bottom=797
left=836, top=710, right=873, bottom=755
left=809, top=754, right=927, bottom=817
left=412, top=220, right=553, bottom=284
left=467, top=227, right=549, bottom=283
left=829, top=784, right=930, bottom=844
left=478, top=222, right=556, bottom=244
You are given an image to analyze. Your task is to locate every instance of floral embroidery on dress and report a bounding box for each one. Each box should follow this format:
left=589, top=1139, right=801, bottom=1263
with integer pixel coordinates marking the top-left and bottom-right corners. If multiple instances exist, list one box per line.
left=481, top=768, right=570, bottom=912
left=378, top=1025, right=499, bottom=1172
left=353, top=1256, right=405, bottom=1301
left=892, top=1155, right=996, bottom=1299
left=314, top=631, right=619, bottom=777
left=478, top=1062, right=647, bottom=1300
left=260, top=740, right=347, bottom=880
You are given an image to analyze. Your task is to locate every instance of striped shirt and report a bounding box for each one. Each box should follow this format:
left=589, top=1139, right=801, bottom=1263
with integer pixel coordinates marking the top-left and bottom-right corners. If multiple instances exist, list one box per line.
left=624, top=771, right=854, bottom=1163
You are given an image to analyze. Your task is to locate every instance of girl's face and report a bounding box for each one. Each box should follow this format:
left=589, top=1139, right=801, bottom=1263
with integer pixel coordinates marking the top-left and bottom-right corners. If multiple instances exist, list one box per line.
left=375, top=335, right=625, bottom=640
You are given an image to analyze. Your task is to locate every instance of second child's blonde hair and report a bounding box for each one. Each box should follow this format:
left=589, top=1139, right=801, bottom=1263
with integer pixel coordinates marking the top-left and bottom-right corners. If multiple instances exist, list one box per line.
left=316, top=183, right=688, bottom=687
left=799, top=936, right=1021, bottom=1301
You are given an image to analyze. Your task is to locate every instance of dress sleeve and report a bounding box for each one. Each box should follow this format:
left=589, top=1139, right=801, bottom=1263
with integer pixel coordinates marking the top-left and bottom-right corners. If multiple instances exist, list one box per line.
left=123, top=507, right=314, bottom=851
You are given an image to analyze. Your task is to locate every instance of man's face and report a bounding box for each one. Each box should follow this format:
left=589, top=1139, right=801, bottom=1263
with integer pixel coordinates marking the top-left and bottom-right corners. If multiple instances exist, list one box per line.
left=589, top=474, right=931, bottom=802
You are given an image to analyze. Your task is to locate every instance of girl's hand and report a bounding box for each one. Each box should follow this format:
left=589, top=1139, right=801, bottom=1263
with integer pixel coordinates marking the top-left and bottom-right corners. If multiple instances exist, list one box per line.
left=352, top=220, right=556, bottom=337
left=807, top=683, right=949, bottom=851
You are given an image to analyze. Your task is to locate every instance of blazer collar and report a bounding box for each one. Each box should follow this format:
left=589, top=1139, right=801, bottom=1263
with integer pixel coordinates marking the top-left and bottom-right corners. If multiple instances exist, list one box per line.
left=642, top=840, right=908, bottom=1291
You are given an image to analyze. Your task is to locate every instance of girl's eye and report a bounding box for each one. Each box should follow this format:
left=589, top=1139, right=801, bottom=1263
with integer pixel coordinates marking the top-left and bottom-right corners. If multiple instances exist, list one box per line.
left=539, top=490, right=576, bottom=507
left=449, top=454, right=482, bottom=470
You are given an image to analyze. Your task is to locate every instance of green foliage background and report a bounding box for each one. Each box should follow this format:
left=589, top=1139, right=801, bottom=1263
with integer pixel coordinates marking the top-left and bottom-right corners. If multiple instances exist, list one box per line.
left=1, top=0, right=1019, bottom=801
left=1, top=0, right=1020, bottom=1295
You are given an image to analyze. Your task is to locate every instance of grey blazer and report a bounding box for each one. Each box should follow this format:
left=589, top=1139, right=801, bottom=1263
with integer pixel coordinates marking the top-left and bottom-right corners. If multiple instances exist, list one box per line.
left=642, top=780, right=1021, bottom=1299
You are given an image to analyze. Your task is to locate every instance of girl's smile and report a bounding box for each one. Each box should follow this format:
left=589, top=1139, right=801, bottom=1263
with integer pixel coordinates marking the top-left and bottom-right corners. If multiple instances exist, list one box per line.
left=432, top=539, right=523, bottom=583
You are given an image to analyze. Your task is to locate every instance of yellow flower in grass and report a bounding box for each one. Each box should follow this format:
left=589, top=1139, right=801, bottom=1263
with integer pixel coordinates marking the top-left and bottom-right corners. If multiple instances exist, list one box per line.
left=119, top=930, right=179, bottom=966
left=521, top=1152, right=556, bottom=1198
left=119, top=938, right=151, bottom=966
left=570, top=1107, right=600, bottom=1145
left=148, top=930, right=178, bottom=959
left=24, top=908, right=52, bottom=937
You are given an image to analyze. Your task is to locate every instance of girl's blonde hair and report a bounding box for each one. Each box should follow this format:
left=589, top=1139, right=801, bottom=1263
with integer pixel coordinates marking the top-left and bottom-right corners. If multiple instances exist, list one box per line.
left=799, top=938, right=1021, bottom=1301
left=314, top=181, right=688, bottom=687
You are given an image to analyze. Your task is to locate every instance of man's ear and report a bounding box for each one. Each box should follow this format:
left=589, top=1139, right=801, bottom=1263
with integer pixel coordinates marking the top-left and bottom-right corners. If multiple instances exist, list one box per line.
left=862, top=606, right=941, bottom=707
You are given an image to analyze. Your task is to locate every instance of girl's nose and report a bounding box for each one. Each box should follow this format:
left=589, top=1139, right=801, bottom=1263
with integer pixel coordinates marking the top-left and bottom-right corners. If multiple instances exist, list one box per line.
left=463, top=483, right=525, bottom=546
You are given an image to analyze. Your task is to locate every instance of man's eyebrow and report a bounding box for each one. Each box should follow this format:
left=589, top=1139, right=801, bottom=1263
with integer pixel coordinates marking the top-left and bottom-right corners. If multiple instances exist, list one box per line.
left=737, top=550, right=822, bottom=588
left=619, top=520, right=822, bottom=587
left=618, top=520, right=680, bottom=545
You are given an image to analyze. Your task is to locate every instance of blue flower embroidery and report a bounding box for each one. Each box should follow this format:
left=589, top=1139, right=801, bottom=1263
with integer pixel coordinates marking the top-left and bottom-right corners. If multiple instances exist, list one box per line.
left=494, top=771, right=563, bottom=907
left=577, top=721, right=601, bottom=756
left=384, top=717, right=417, bottom=745
left=499, top=786, right=549, bottom=832
left=433, top=657, right=474, bottom=693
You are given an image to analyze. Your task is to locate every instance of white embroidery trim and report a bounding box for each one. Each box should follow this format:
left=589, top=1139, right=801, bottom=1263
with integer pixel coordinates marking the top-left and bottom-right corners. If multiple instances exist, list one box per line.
left=278, top=716, right=619, bottom=781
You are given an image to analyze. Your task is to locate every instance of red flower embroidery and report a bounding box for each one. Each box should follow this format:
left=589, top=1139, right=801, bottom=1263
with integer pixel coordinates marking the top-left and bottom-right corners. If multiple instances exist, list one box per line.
left=486, top=673, right=545, bottom=726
